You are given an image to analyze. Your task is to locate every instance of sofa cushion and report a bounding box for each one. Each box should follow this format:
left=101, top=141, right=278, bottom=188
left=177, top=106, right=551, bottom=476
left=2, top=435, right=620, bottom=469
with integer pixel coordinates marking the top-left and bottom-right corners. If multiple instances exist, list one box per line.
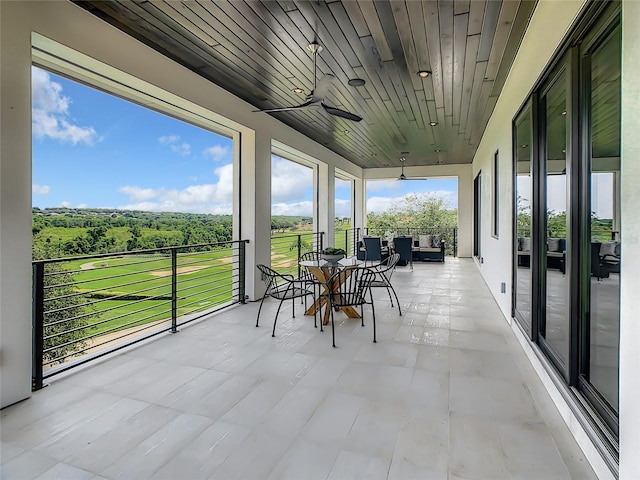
left=431, top=234, right=441, bottom=248
left=599, top=241, right=619, bottom=257
left=520, top=237, right=531, bottom=252
left=547, top=238, right=562, bottom=252
left=418, top=234, right=432, bottom=248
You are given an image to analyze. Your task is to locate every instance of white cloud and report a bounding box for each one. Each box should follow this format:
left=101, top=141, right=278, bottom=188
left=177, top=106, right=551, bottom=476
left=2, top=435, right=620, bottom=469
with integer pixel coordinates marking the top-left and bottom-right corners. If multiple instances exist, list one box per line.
left=335, top=198, right=352, bottom=218
left=158, top=135, right=180, bottom=145
left=32, top=184, right=50, bottom=195
left=118, top=163, right=234, bottom=214
left=60, top=201, right=71, bottom=208
left=31, top=67, right=99, bottom=145
left=158, top=134, right=190, bottom=156
left=366, top=179, right=403, bottom=192
left=271, top=157, right=313, bottom=203
left=271, top=201, right=313, bottom=216
left=203, top=145, right=230, bottom=162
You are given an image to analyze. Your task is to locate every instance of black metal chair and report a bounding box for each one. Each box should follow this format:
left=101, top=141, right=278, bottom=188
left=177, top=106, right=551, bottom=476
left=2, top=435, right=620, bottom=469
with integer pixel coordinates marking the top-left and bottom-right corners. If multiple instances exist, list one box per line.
left=362, top=236, right=385, bottom=266
left=326, top=267, right=377, bottom=347
left=256, top=264, right=316, bottom=337
left=393, top=236, right=413, bottom=269
left=298, top=251, right=323, bottom=327
left=368, top=253, right=402, bottom=316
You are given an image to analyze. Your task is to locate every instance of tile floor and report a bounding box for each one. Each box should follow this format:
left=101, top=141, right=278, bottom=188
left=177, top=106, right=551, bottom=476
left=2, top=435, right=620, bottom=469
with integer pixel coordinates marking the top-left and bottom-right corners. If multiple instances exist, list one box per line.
left=1, top=259, right=598, bottom=479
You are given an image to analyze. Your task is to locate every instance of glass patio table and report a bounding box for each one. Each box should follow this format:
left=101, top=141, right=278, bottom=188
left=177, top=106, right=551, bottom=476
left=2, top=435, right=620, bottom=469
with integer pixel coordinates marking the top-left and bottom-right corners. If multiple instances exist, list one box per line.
left=299, top=257, right=364, bottom=326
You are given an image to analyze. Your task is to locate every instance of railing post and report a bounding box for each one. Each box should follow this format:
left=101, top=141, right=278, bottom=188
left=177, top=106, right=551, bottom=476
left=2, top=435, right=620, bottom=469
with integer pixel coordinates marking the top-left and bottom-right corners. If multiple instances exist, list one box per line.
left=32, top=262, right=45, bottom=391
left=453, top=228, right=458, bottom=257
left=297, top=234, right=302, bottom=278
left=239, top=240, right=247, bottom=304
left=344, top=229, right=348, bottom=256
left=171, top=248, right=178, bottom=333
left=320, top=232, right=324, bottom=252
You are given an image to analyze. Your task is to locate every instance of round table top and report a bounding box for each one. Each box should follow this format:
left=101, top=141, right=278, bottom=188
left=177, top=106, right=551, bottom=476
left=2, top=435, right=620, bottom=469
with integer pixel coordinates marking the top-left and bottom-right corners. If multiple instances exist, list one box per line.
left=299, top=257, right=363, bottom=268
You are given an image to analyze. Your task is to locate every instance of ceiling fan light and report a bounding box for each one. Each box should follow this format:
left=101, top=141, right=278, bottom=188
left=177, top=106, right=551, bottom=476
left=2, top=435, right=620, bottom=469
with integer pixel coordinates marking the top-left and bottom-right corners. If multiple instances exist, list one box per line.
left=399, top=173, right=406, bottom=180
left=293, top=87, right=304, bottom=94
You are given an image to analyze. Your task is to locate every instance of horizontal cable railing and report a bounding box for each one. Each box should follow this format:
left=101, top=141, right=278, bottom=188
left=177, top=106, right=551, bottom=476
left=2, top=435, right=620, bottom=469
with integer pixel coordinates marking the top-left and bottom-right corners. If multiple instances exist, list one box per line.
left=334, top=227, right=360, bottom=258
left=270, top=231, right=324, bottom=276
left=32, top=240, right=248, bottom=390
left=363, top=226, right=458, bottom=257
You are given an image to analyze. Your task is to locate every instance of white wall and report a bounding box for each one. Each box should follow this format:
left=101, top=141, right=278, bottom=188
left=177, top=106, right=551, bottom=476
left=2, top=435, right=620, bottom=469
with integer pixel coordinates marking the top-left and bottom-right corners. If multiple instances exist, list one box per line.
left=619, top=1, right=640, bottom=477
left=0, top=0, right=361, bottom=407
left=471, top=0, right=587, bottom=320
left=474, top=0, right=640, bottom=478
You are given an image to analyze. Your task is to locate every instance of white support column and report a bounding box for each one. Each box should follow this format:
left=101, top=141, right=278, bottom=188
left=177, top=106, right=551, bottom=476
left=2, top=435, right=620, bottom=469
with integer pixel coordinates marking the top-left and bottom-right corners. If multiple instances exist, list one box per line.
left=238, top=130, right=272, bottom=301
left=0, top=1, right=33, bottom=407
left=457, top=165, right=474, bottom=257
left=354, top=177, right=365, bottom=236
left=316, top=162, right=331, bottom=248
left=619, top=1, right=640, bottom=477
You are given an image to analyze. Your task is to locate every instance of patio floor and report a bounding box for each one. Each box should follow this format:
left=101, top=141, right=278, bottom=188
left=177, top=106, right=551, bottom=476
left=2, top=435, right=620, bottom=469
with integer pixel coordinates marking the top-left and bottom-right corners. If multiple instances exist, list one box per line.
left=1, top=258, right=597, bottom=479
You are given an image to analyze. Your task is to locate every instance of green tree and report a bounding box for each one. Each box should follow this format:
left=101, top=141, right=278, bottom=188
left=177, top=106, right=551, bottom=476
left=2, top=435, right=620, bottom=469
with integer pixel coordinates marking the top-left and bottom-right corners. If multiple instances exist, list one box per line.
left=33, top=243, right=94, bottom=365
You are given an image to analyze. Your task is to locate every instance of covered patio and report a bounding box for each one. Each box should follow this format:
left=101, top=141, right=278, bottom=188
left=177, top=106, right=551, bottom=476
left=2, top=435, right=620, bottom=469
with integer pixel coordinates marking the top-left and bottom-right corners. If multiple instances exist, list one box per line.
left=1, top=260, right=595, bottom=479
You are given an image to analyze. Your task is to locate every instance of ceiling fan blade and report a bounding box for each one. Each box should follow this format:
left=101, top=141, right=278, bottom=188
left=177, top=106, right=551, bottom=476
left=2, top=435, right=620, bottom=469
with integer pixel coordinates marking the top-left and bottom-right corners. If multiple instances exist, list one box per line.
left=321, top=103, right=363, bottom=122
left=310, top=74, right=335, bottom=102
left=253, top=99, right=315, bottom=113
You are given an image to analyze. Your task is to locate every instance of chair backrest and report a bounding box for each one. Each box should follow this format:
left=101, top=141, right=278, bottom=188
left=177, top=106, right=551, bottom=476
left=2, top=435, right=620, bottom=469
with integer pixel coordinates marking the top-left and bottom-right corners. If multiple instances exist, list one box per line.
left=299, top=251, right=321, bottom=262
left=393, top=236, right=412, bottom=264
left=329, top=267, right=376, bottom=307
left=257, top=264, right=289, bottom=292
left=363, top=236, right=383, bottom=261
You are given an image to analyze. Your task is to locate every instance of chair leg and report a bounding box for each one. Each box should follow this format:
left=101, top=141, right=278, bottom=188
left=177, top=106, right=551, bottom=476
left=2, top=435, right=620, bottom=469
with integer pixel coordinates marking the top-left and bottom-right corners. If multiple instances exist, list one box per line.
left=256, top=294, right=268, bottom=327
left=370, top=291, right=377, bottom=343
left=272, top=298, right=286, bottom=337
left=330, top=300, right=336, bottom=348
left=384, top=285, right=394, bottom=306
left=389, top=285, right=402, bottom=316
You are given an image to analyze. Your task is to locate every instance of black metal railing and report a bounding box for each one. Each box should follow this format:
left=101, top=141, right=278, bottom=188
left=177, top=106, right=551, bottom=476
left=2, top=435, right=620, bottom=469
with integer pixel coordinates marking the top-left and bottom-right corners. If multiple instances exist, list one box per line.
left=334, top=227, right=361, bottom=258
left=362, top=226, right=458, bottom=257
left=270, top=231, right=324, bottom=277
left=32, top=240, right=248, bottom=390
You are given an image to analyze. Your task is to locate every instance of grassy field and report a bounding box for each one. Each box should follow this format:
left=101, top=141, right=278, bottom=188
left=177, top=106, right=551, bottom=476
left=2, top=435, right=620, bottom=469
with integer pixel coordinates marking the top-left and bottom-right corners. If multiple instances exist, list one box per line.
left=42, top=225, right=354, bottom=362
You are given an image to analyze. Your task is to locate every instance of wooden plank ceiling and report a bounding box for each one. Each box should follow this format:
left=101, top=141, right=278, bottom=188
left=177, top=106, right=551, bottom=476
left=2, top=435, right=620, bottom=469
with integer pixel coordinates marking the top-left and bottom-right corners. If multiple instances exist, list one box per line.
left=74, top=0, right=537, bottom=170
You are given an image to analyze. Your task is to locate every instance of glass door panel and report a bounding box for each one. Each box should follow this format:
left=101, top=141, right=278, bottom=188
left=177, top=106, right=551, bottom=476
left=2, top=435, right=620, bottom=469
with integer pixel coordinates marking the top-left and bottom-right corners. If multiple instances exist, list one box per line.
left=514, top=106, right=532, bottom=334
left=542, top=69, right=570, bottom=369
left=587, top=25, right=621, bottom=414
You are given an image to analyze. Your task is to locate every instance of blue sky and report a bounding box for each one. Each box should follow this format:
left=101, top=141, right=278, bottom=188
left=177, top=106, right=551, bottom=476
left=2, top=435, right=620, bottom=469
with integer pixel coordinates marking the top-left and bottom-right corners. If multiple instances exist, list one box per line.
left=32, top=67, right=458, bottom=217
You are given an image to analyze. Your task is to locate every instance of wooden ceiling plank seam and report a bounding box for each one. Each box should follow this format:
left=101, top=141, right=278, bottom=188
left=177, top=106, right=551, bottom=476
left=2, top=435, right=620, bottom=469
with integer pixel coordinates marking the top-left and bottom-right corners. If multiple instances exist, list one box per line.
left=464, top=60, right=488, bottom=141
left=284, top=6, right=366, bottom=115
left=179, top=1, right=311, bottom=109
left=385, top=62, right=418, bottom=126
left=201, top=2, right=315, bottom=101
left=351, top=66, right=373, bottom=99
left=276, top=0, right=298, bottom=13
left=434, top=107, right=446, bottom=148
left=416, top=90, right=436, bottom=146
left=356, top=0, right=394, bottom=62
left=452, top=12, right=469, bottom=126
left=468, top=0, right=486, bottom=36
left=390, top=1, right=425, bottom=94
left=491, top=0, right=536, bottom=97
left=405, top=1, right=437, bottom=105
left=107, top=1, right=271, bottom=102
left=155, top=1, right=220, bottom=47
left=339, top=0, right=371, bottom=38
left=477, top=0, right=502, bottom=62
left=423, top=1, right=445, bottom=111
left=484, top=0, right=519, bottom=81
left=387, top=61, right=427, bottom=130
left=299, top=0, right=362, bottom=69
left=454, top=0, right=471, bottom=15
left=458, top=33, right=480, bottom=135
left=445, top=115, right=455, bottom=151
left=438, top=0, right=455, bottom=118
left=427, top=100, right=438, bottom=133
left=472, top=92, right=498, bottom=145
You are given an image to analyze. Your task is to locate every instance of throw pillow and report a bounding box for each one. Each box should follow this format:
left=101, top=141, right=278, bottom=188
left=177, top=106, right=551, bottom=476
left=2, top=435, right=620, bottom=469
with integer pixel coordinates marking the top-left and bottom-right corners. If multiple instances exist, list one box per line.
left=431, top=234, right=441, bottom=248
left=599, top=241, right=618, bottom=257
left=419, top=234, right=433, bottom=248
left=520, top=237, right=531, bottom=252
left=547, top=238, right=561, bottom=252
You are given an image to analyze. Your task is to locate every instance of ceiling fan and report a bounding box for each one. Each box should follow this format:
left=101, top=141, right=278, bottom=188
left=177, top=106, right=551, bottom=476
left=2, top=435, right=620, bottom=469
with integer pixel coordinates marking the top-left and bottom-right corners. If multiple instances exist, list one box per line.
left=397, top=157, right=430, bottom=180
left=253, top=42, right=363, bottom=122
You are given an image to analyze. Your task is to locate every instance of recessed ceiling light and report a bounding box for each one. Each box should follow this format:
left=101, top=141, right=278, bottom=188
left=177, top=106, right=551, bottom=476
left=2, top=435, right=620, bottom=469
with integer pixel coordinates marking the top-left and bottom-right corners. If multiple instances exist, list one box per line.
left=293, top=87, right=304, bottom=94
left=348, top=78, right=366, bottom=87
left=561, top=111, right=567, bottom=116
left=417, top=70, right=431, bottom=78
left=343, top=129, right=349, bottom=134
left=430, top=121, right=438, bottom=126
left=521, top=144, right=528, bottom=148
left=435, top=148, right=441, bottom=153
